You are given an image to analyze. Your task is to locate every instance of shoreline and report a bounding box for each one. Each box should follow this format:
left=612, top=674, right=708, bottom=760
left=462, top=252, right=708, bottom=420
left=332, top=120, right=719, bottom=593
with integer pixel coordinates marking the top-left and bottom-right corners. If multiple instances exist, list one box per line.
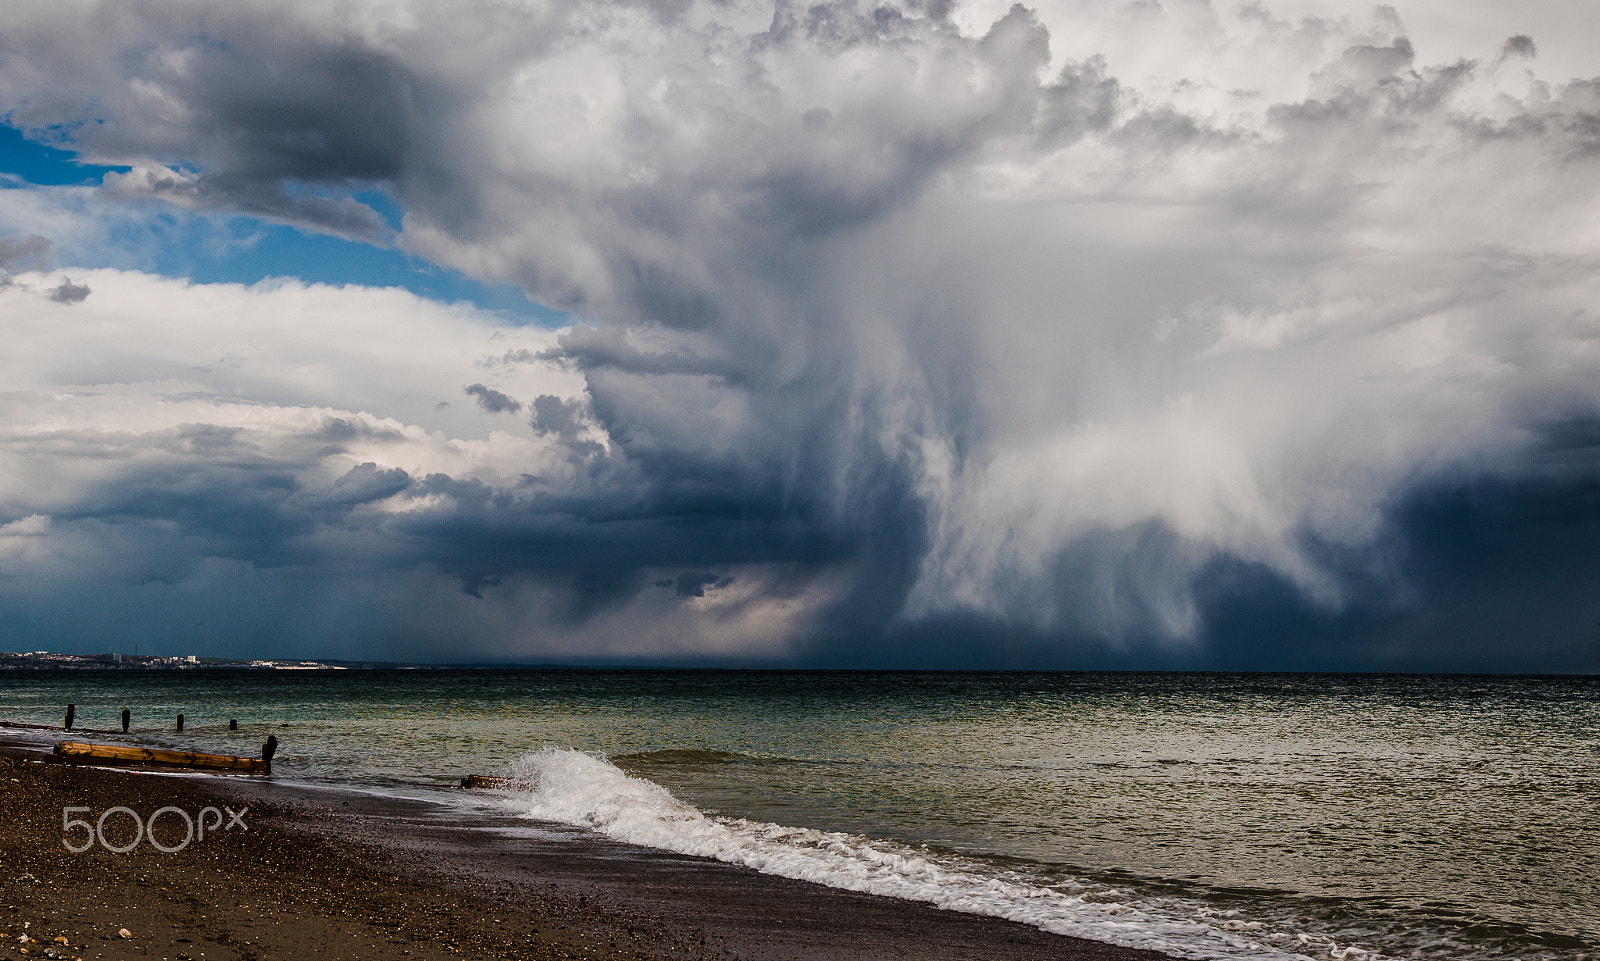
left=2, top=740, right=1179, bottom=961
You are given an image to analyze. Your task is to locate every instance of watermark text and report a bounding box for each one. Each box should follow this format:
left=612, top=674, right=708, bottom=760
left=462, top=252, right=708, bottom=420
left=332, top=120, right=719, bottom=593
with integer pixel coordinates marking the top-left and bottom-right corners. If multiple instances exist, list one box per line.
left=63, top=805, right=248, bottom=853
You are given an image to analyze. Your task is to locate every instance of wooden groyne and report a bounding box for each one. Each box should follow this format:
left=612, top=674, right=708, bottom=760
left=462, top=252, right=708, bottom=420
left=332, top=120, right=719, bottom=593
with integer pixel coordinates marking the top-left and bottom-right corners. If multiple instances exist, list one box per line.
left=5, top=704, right=280, bottom=775
left=6, top=706, right=254, bottom=737
left=0, top=720, right=125, bottom=736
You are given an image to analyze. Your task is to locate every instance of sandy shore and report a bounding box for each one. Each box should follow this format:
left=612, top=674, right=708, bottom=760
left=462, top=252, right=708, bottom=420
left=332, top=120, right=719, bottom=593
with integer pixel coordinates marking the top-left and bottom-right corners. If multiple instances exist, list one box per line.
left=0, top=741, right=1177, bottom=961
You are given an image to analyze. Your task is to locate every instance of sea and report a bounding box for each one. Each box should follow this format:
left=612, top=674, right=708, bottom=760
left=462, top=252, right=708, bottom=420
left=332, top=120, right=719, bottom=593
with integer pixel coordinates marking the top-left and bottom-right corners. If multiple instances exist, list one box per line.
left=2, top=670, right=1595, bottom=961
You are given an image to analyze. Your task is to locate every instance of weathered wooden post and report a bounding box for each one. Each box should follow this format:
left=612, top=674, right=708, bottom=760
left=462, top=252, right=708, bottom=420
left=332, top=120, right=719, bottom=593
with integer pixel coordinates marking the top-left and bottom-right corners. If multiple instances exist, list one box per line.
left=121, top=708, right=130, bottom=733
left=64, top=704, right=75, bottom=731
left=229, top=719, right=238, bottom=730
left=176, top=713, right=184, bottom=732
left=262, top=735, right=278, bottom=774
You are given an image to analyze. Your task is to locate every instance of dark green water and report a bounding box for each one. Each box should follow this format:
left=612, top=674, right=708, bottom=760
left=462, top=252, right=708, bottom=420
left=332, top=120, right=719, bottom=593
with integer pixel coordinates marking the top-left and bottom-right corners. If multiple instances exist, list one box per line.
left=3, top=671, right=1595, bottom=960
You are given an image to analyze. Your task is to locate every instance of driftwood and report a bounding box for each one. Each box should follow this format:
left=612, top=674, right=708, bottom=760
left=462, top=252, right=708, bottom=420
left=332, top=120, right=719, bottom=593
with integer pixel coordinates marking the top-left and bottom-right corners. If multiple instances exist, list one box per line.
left=54, top=741, right=271, bottom=774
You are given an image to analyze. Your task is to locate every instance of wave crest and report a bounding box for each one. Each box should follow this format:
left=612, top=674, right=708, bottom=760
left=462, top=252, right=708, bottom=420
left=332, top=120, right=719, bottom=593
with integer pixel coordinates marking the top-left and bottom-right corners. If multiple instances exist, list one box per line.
left=493, top=748, right=1373, bottom=961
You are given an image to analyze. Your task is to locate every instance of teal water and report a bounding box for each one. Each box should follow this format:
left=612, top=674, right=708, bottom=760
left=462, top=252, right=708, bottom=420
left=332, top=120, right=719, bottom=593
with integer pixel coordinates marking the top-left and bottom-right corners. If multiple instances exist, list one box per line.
left=2, top=671, right=1595, bottom=960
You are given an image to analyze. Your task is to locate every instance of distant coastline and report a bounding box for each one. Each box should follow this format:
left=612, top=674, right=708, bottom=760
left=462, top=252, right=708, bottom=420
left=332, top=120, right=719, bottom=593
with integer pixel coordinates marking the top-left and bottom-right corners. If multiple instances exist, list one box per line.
left=0, top=650, right=402, bottom=670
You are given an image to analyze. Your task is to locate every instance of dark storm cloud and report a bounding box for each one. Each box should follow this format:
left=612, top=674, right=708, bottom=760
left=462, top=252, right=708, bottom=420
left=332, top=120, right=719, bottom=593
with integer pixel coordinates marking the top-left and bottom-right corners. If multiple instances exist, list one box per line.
left=44, top=276, right=89, bottom=303
left=1, top=235, right=89, bottom=301
left=529, top=395, right=588, bottom=439
left=3, top=4, right=418, bottom=238
left=527, top=393, right=609, bottom=462
left=656, top=572, right=736, bottom=598
left=0, top=233, right=51, bottom=291
left=1189, top=458, right=1600, bottom=675
left=0, top=233, right=51, bottom=273
left=1033, top=58, right=1121, bottom=147
left=3, top=0, right=1600, bottom=668
left=1310, top=37, right=1415, bottom=93
left=1500, top=35, right=1537, bottom=62
left=324, top=462, right=412, bottom=506
left=101, top=165, right=393, bottom=240
left=550, top=326, right=743, bottom=381
left=393, top=458, right=845, bottom=575
left=4, top=422, right=588, bottom=589
left=463, top=383, right=522, bottom=415
left=33, top=435, right=325, bottom=577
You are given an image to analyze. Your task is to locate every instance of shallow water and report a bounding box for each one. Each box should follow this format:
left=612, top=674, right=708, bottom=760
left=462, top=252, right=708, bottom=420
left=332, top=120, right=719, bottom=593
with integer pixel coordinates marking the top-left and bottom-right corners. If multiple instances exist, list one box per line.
left=3, top=670, right=1595, bottom=960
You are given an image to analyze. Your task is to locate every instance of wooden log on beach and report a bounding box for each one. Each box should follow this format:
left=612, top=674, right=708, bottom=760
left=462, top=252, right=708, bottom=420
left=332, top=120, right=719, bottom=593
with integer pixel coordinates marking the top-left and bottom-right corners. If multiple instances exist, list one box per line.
left=459, top=774, right=515, bottom=789
left=53, top=741, right=270, bottom=774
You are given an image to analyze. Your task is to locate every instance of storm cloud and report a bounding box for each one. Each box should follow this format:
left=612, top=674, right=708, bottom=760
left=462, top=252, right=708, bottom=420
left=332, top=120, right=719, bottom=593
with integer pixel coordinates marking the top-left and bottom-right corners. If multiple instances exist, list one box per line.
left=464, top=383, right=523, bottom=415
left=1, top=0, right=1598, bottom=668
left=44, top=275, right=88, bottom=302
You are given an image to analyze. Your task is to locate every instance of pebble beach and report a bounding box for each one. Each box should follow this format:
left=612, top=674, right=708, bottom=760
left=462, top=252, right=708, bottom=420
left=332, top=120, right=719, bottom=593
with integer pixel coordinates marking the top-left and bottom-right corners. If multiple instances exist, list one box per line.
left=0, top=744, right=1176, bottom=961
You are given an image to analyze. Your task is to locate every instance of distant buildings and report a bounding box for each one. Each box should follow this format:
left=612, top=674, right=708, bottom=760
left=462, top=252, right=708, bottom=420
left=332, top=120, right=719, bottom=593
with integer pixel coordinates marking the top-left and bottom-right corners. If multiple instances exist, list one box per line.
left=0, top=651, right=345, bottom=670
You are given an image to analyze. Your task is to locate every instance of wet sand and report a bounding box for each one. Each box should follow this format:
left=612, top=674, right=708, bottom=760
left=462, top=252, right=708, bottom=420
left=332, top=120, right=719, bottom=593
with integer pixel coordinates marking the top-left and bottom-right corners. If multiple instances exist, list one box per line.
left=0, top=742, right=1177, bottom=961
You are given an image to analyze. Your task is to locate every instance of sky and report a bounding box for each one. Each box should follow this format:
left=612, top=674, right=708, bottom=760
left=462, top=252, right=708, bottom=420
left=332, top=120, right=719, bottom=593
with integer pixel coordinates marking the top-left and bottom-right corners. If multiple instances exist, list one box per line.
left=1, top=0, right=1598, bottom=670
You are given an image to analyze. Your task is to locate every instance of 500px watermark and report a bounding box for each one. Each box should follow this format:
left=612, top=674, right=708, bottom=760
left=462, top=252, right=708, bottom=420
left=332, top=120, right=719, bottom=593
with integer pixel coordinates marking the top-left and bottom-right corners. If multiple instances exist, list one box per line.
left=62, top=805, right=248, bottom=853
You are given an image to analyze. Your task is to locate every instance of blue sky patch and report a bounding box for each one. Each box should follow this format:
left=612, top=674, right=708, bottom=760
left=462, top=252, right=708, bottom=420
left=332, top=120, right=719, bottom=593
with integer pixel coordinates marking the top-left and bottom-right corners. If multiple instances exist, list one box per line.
left=1, top=121, right=568, bottom=325
left=0, top=121, right=128, bottom=185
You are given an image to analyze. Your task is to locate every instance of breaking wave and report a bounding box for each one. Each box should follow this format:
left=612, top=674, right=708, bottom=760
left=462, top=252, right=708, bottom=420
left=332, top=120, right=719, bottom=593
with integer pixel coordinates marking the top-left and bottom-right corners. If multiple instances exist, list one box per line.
left=497, top=747, right=1385, bottom=961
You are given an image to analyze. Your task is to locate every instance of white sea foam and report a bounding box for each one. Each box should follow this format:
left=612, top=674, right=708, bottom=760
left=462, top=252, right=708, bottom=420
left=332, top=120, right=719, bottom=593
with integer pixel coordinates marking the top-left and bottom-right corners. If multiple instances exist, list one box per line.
left=498, top=747, right=1385, bottom=961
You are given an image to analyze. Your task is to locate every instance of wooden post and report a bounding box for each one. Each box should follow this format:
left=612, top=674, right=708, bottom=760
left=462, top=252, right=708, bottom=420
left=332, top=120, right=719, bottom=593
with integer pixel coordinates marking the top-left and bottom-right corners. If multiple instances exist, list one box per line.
left=64, top=705, right=75, bottom=731
left=176, top=713, right=184, bottom=732
left=121, top=709, right=130, bottom=733
left=262, top=735, right=277, bottom=774
left=229, top=718, right=238, bottom=730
